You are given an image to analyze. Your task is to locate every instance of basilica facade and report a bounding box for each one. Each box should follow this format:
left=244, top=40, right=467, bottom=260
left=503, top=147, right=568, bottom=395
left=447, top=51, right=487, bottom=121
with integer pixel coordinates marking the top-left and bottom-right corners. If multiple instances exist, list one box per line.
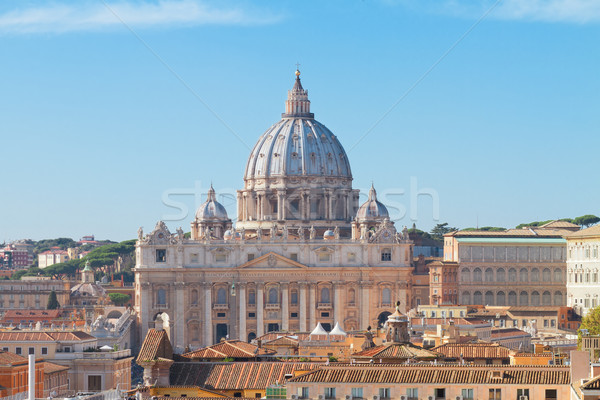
left=134, top=70, right=414, bottom=352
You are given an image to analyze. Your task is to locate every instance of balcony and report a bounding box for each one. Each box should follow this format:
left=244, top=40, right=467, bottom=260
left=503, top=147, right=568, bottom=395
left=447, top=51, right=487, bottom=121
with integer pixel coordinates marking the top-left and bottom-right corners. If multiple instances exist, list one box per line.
left=317, top=302, right=332, bottom=310
left=213, top=304, right=229, bottom=310
left=54, top=349, right=131, bottom=360
left=154, top=304, right=169, bottom=310
left=265, top=303, right=280, bottom=310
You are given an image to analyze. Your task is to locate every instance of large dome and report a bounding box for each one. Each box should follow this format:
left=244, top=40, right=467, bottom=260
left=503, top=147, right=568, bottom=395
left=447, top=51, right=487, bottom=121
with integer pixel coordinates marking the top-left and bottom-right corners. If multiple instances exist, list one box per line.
left=244, top=118, right=352, bottom=180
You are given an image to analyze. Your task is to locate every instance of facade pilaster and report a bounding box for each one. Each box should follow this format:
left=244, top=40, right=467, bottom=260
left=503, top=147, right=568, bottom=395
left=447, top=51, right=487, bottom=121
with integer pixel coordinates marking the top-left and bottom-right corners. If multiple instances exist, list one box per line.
left=308, top=283, right=316, bottom=330
left=281, top=282, right=289, bottom=331
left=239, top=283, right=247, bottom=341
left=299, top=282, right=308, bottom=332
left=203, top=283, right=213, bottom=346
left=174, top=281, right=185, bottom=351
left=257, top=283, right=264, bottom=337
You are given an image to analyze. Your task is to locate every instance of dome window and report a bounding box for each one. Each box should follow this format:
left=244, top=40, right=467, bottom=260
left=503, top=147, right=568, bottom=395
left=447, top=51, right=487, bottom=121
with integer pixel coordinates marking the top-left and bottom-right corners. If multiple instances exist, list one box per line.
left=291, top=152, right=298, bottom=158
left=292, top=133, right=299, bottom=140
left=274, top=153, right=280, bottom=157
left=327, top=152, right=333, bottom=159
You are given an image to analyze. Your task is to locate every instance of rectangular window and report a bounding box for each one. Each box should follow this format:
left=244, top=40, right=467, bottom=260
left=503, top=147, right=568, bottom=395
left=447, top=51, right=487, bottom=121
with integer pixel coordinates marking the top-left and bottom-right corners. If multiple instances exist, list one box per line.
left=378, top=388, right=390, bottom=399
left=28, top=347, right=34, bottom=355
left=321, top=312, right=330, bottom=318
left=381, top=249, right=392, bottom=261
left=461, top=389, right=474, bottom=400
left=544, top=319, right=548, bottom=327
left=291, top=312, right=298, bottom=318
left=299, top=387, right=309, bottom=399
left=42, top=347, right=48, bottom=355
left=2, top=347, right=8, bottom=352
left=217, top=312, right=226, bottom=318
left=545, top=389, right=557, bottom=399
left=290, top=253, right=298, bottom=261
left=247, top=253, right=255, bottom=261
left=324, top=387, right=336, bottom=399
left=215, top=253, right=227, bottom=262
left=248, top=312, right=256, bottom=318
left=351, top=388, right=363, bottom=399
left=15, top=347, right=22, bottom=355
left=489, top=388, right=501, bottom=400
left=516, top=389, right=529, bottom=398
left=348, top=253, right=356, bottom=262
left=319, top=253, right=331, bottom=262
left=190, top=253, right=199, bottom=263
left=406, top=388, right=418, bottom=400
left=156, top=249, right=166, bottom=262
left=434, top=388, right=445, bottom=399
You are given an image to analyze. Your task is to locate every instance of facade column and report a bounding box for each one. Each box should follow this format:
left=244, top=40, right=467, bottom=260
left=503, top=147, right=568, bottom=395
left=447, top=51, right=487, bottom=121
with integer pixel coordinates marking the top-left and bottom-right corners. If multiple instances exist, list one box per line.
left=174, top=281, right=185, bottom=352
left=139, top=281, right=150, bottom=343
left=237, top=192, right=243, bottom=222
left=281, top=283, right=289, bottom=331
left=239, top=283, right=247, bottom=341
left=257, top=283, right=264, bottom=337
left=256, top=194, right=262, bottom=221
left=308, top=283, right=316, bottom=330
left=303, top=191, right=310, bottom=220
left=333, top=281, right=343, bottom=328
left=203, top=283, right=213, bottom=346
left=360, top=281, right=371, bottom=330
left=299, top=282, right=307, bottom=332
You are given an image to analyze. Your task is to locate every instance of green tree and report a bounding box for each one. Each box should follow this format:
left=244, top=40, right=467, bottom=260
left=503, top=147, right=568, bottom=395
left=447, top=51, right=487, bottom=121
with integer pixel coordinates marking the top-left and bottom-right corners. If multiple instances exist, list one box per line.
left=574, top=215, right=600, bottom=228
left=47, top=290, right=60, bottom=309
left=579, top=306, right=600, bottom=356
left=430, top=223, right=458, bottom=241
left=109, top=293, right=131, bottom=306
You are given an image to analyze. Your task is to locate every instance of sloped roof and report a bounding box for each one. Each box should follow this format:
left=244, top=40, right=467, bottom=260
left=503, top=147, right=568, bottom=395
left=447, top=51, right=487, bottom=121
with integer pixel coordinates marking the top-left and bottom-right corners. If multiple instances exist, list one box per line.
left=581, top=374, right=600, bottom=389
left=433, top=343, right=512, bottom=359
left=44, top=361, right=70, bottom=374
left=263, top=336, right=299, bottom=347
left=289, top=364, right=570, bottom=385
left=491, top=328, right=530, bottom=339
left=567, top=224, right=600, bottom=238
left=0, top=350, right=28, bottom=366
left=0, top=331, right=94, bottom=342
left=539, top=220, right=580, bottom=230
left=181, top=340, right=275, bottom=360
left=169, top=362, right=319, bottom=389
left=448, top=228, right=572, bottom=238
left=137, top=329, right=173, bottom=363
left=352, top=343, right=440, bottom=360
left=3, top=310, right=61, bottom=319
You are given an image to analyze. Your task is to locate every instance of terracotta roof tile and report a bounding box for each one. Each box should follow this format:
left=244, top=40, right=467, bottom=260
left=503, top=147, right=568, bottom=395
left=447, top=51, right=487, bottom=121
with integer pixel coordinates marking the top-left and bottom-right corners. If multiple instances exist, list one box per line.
left=170, top=362, right=319, bottom=389
left=582, top=374, right=600, bottom=389
left=182, top=340, right=276, bottom=360
left=138, top=329, right=173, bottom=363
left=432, top=343, right=512, bottom=359
left=0, top=350, right=28, bottom=365
left=0, top=331, right=94, bottom=342
left=353, top=343, right=440, bottom=360
left=567, top=224, right=600, bottom=238
left=44, top=361, right=70, bottom=374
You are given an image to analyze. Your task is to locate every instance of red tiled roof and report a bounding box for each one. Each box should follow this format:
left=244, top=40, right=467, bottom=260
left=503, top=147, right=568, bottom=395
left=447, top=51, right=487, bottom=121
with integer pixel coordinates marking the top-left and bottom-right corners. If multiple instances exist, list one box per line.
left=264, top=336, right=300, bottom=347
left=3, top=310, right=61, bottom=319
left=289, top=364, right=570, bottom=385
left=353, top=343, right=440, bottom=360
left=137, top=329, right=173, bottom=363
left=0, top=350, right=28, bottom=365
left=432, top=343, right=512, bottom=359
left=182, top=340, right=276, bottom=360
left=581, top=374, right=600, bottom=389
left=0, top=331, right=94, bottom=342
left=169, top=362, right=319, bottom=389
left=44, top=361, right=70, bottom=374
left=567, top=224, right=600, bottom=238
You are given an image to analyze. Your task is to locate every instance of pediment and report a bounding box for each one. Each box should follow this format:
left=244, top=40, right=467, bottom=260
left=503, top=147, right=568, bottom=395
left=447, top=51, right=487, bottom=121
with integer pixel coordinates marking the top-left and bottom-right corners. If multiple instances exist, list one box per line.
left=237, top=252, right=308, bottom=270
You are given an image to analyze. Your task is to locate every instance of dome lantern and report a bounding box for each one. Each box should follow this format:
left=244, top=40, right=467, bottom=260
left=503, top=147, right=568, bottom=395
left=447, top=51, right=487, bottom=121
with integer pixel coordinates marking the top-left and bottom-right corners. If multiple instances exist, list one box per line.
left=282, top=69, right=314, bottom=119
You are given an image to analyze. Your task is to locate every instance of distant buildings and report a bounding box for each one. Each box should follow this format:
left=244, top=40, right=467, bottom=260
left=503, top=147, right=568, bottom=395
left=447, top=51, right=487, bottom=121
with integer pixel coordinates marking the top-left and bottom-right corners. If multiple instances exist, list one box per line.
left=566, top=225, right=600, bottom=316
left=0, top=277, right=70, bottom=310
left=38, top=248, right=70, bottom=269
left=0, top=241, right=34, bottom=268
left=443, top=221, right=579, bottom=307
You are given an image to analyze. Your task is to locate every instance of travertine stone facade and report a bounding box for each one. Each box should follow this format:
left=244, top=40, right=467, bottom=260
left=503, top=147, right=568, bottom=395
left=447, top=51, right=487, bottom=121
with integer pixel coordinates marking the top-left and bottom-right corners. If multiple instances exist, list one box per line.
left=566, top=225, right=600, bottom=316
left=134, top=71, right=414, bottom=352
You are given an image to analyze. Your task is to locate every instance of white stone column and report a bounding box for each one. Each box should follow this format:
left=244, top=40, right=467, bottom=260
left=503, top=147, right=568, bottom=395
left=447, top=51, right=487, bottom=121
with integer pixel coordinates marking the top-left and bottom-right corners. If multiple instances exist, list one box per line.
left=282, top=283, right=289, bottom=331
left=239, top=284, right=247, bottom=341
left=203, top=283, right=213, bottom=346
left=299, top=282, right=307, bottom=332
left=360, top=282, right=370, bottom=330
left=309, top=283, right=316, bottom=330
left=333, top=282, right=343, bottom=327
left=175, top=281, right=185, bottom=351
left=139, top=281, right=150, bottom=343
left=257, top=283, right=264, bottom=337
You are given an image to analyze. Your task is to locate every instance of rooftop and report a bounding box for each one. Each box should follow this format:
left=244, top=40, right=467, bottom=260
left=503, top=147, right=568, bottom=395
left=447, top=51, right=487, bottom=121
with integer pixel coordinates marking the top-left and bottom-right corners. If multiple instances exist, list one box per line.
left=181, top=340, right=276, bottom=360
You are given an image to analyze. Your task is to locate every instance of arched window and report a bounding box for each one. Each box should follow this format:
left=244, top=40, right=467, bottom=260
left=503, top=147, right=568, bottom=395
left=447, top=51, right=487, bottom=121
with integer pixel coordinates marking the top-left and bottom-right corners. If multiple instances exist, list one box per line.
left=291, top=289, right=298, bottom=305
left=268, top=288, right=278, bottom=304
left=554, top=268, right=563, bottom=282
left=520, top=291, right=529, bottom=306
left=508, top=268, right=517, bottom=281
left=542, top=291, right=551, bottom=305
left=473, top=291, right=483, bottom=305
left=217, top=288, right=227, bottom=304
left=485, top=268, right=494, bottom=282
left=520, top=268, right=528, bottom=282
left=189, top=322, right=199, bottom=341
left=485, top=291, right=494, bottom=305
left=157, top=289, right=166, bottom=306
left=554, top=291, right=563, bottom=306
left=497, top=268, right=505, bottom=282
left=497, top=291, right=506, bottom=306
left=382, top=288, right=391, bottom=305
left=462, top=291, right=471, bottom=304
left=543, top=268, right=551, bottom=282
left=348, top=288, right=356, bottom=304
left=473, top=268, right=482, bottom=282
left=247, top=332, right=256, bottom=342
left=248, top=290, right=256, bottom=305
left=381, top=248, right=392, bottom=261
left=461, top=269, right=470, bottom=282
left=508, top=291, right=517, bottom=306
left=321, top=287, right=330, bottom=303
left=531, top=268, right=539, bottom=282
left=191, top=289, right=198, bottom=306
left=531, top=291, right=540, bottom=306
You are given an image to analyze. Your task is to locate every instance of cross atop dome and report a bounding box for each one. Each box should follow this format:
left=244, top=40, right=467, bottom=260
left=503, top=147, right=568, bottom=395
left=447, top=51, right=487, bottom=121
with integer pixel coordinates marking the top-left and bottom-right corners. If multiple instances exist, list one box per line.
left=282, top=68, right=314, bottom=119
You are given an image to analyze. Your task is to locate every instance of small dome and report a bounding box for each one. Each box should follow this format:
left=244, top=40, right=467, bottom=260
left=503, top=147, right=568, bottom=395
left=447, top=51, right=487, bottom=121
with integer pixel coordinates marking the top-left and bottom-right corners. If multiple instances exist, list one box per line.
left=195, top=185, right=229, bottom=221
left=356, top=184, right=389, bottom=221
left=323, top=229, right=335, bottom=240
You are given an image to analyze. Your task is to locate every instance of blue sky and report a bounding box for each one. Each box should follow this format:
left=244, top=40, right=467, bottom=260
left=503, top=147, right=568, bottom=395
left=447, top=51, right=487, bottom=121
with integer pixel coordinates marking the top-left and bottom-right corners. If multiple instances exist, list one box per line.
left=1, top=0, right=598, bottom=242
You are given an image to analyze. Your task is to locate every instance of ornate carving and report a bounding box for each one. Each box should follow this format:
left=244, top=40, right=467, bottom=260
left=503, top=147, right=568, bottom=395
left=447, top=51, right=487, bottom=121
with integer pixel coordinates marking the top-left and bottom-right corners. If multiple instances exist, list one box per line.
left=267, top=254, right=277, bottom=267
left=309, top=225, right=316, bottom=240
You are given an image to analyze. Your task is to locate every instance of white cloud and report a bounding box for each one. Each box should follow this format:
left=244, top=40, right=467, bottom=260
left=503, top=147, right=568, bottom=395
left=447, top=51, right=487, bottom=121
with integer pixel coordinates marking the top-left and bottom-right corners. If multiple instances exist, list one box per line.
left=0, top=0, right=282, bottom=34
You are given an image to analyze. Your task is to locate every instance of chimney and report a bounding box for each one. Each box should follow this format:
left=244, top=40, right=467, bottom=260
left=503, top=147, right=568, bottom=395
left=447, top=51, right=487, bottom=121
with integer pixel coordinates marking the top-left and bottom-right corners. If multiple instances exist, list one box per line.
left=570, top=350, right=591, bottom=384
left=28, top=354, right=35, bottom=400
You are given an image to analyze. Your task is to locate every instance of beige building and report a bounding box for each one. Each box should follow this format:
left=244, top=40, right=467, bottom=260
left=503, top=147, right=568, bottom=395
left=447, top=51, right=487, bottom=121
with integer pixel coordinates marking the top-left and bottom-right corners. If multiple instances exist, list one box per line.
left=566, top=225, right=600, bottom=316
left=38, top=249, right=70, bottom=269
left=444, top=222, right=576, bottom=307
left=0, top=329, right=132, bottom=392
left=0, top=277, right=70, bottom=311
left=134, top=70, right=414, bottom=353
